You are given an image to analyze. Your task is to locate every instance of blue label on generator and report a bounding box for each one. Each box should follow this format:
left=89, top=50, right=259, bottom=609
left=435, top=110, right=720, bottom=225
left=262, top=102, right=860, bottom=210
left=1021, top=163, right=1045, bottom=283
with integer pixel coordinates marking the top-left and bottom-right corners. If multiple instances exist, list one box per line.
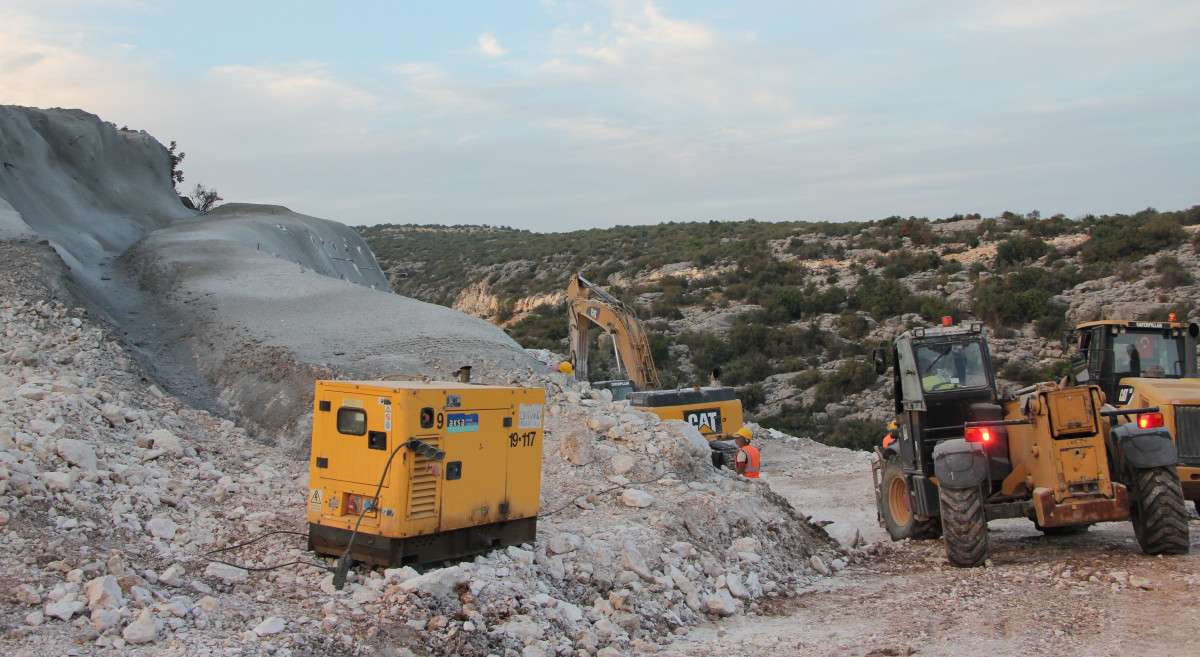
left=446, top=413, right=479, bottom=433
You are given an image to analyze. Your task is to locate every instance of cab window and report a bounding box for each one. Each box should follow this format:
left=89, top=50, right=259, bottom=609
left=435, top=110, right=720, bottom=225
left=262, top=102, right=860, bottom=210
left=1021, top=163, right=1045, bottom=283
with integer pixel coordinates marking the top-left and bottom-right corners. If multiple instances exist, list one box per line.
left=1111, top=331, right=1186, bottom=378
left=917, top=341, right=989, bottom=392
left=337, top=408, right=367, bottom=435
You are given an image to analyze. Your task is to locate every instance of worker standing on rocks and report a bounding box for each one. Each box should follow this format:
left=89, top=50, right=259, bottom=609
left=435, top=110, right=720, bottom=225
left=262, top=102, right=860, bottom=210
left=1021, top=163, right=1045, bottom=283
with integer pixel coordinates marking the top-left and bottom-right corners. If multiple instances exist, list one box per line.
left=734, top=426, right=761, bottom=478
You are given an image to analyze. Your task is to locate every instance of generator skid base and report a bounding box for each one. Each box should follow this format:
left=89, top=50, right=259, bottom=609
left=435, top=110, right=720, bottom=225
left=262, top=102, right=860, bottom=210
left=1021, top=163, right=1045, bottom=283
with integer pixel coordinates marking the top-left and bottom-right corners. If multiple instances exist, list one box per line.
left=309, top=517, right=537, bottom=567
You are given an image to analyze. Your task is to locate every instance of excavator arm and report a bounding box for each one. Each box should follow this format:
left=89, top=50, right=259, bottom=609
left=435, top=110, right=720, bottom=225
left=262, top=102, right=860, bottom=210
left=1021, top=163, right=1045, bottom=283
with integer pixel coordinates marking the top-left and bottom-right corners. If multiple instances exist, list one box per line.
left=566, top=273, right=661, bottom=390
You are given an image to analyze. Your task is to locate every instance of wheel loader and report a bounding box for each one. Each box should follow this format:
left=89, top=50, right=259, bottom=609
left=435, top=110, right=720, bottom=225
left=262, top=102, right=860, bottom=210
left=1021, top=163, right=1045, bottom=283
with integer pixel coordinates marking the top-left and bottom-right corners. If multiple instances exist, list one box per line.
left=871, top=318, right=1190, bottom=567
left=1067, top=316, right=1200, bottom=514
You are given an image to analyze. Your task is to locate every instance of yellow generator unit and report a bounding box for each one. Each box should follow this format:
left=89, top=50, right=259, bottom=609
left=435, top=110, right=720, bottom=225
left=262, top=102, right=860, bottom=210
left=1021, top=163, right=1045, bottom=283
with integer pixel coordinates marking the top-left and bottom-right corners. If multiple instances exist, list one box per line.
left=306, top=380, right=545, bottom=566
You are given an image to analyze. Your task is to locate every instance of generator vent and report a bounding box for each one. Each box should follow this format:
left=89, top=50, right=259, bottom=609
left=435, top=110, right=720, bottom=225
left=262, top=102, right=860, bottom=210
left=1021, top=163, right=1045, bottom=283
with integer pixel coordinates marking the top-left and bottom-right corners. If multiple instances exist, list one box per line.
left=407, top=437, right=442, bottom=519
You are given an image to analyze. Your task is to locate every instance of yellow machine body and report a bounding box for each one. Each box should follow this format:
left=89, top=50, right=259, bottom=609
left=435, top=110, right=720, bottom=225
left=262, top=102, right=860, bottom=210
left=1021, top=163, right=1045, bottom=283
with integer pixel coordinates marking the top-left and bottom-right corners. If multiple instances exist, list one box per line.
left=1073, top=319, right=1200, bottom=505
left=306, top=380, right=545, bottom=566
left=1000, top=385, right=1129, bottom=528
left=628, top=388, right=745, bottom=440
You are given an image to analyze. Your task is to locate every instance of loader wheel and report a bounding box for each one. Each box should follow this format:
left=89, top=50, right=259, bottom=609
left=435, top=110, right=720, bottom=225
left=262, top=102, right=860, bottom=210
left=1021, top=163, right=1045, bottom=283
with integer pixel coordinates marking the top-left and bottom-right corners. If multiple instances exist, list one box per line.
left=880, top=456, right=941, bottom=540
left=939, top=485, right=989, bottom=567
left=1130, top=466, right=1190, bottom=556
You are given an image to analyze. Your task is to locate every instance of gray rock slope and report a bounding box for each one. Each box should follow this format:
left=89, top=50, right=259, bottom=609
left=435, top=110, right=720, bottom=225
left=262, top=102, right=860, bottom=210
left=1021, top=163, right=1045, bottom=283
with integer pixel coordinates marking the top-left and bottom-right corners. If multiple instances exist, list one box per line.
left=0, top=105, right=534, bottom=442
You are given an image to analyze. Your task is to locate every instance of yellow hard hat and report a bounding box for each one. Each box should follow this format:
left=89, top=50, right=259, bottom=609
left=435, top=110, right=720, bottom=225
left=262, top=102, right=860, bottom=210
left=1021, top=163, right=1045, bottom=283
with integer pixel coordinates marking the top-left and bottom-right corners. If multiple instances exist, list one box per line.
left=887, top=420, right=898, bottom=431
left=557, top=361, right=574, bottom=374
left=735, top=426, right=753, bottom=441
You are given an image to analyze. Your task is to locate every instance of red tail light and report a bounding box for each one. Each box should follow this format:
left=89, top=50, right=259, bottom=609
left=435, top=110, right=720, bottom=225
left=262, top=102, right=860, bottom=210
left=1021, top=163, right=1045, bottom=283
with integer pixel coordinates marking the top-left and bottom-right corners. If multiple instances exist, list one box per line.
left=965, top=427, right=993, bottom=444
left=1137, top=412, right=1164, bottom=429
left=941, top=316, right=953, bottom=327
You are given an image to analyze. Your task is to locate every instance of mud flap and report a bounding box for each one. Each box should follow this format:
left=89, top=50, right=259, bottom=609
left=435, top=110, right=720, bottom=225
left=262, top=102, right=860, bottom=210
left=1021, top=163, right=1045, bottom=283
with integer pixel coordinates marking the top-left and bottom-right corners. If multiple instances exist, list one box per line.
left=933, top=439, right=988, bottom=489
left=1110, top=425, right=1177, bottom=472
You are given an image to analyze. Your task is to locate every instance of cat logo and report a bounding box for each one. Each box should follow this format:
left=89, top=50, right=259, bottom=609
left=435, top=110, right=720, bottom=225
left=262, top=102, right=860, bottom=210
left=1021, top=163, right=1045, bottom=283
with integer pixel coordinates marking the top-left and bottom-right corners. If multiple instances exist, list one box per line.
left=685, top=408, right=722, bottom=434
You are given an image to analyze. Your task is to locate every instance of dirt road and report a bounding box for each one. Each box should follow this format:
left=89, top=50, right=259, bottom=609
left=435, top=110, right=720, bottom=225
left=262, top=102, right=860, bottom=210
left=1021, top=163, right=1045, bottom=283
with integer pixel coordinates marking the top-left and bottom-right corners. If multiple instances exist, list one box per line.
left=670, top=434, right=1200, bottom=657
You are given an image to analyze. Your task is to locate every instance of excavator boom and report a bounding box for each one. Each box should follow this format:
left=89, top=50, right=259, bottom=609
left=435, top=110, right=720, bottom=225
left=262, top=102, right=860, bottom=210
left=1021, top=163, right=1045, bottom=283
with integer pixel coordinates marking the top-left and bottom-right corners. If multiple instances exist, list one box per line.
left=566, top=273, right=661, bottom=390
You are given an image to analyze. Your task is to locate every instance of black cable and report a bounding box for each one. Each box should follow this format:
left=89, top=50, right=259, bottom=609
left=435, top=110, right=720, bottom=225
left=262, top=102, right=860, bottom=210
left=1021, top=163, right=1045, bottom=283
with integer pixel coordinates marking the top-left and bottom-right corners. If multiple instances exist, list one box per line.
left=204, top=530, right=309, bottom=556
left=333, top=441, right=406, bottom=589
left=203, top=556, right=334, bottom=573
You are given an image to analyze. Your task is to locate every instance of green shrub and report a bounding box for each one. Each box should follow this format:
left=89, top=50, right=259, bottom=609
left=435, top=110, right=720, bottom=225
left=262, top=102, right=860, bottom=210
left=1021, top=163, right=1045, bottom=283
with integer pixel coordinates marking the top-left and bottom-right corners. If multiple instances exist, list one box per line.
left=1033, top=308, right=1068, bottom=338
left=507, top=303, right=568, bottom=350
left=737, top=383, right=766, bottom=412
left=837, top=312, right=869, bottom=340
left=824, top=418, right=888, bottom=452
left=999, top=360, right=1071, bottom=386
left=995, top=236, right=1050, bottom=266
left=1080, top=210, right=1185, bottom=263
left=972, top=267, right=1081, bottom=328
left=875, top=250, right=942, bottom=279
left=1154, top=255, right=1194, bottom=287
left=722, top=353, right=771, bottom=385
left=791, top=369, right=821, bottom=389
left=812, top=359, right=878, bottom=408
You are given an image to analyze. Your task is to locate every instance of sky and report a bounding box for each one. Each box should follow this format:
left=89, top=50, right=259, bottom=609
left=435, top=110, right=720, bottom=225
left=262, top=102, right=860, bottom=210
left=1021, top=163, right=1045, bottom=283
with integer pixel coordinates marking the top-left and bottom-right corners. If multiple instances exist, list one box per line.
left=2, top=0, right=1198, bottom=230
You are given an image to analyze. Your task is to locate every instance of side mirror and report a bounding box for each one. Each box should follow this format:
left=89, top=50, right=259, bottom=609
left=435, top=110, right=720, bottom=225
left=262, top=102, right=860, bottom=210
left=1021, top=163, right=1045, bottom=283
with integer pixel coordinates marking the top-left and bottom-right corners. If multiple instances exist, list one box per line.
left=872, top=348, right=887, bottom=375
left=1069, top=354, right=1089, bottom=383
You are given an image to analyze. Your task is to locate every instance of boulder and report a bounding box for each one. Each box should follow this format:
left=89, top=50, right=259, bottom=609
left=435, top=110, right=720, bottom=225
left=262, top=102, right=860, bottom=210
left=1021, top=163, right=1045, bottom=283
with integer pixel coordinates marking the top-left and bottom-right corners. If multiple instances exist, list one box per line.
left=704, top=589, right=738, bottom=616
left=83, top=575, right=124, bottom=610
left=619, top=489, right=654, bottom=508
left=253, top=616, right=286, bottom=636
left=147, top=429, right=184, bottom=456
left=399, top=565, right=468, bottom=599
left=204, top=562, right=249, bottom=585
left=122, top=609, right=158, bottom=644
left=146, top=517, right=177, bottom=540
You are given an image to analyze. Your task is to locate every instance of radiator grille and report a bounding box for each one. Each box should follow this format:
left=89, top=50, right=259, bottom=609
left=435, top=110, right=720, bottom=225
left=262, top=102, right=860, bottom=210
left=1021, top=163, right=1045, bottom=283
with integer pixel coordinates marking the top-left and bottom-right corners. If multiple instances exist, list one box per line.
left=407, top=437, right=441, bottom=520
left=1176, top=405, right=1200, bottom=464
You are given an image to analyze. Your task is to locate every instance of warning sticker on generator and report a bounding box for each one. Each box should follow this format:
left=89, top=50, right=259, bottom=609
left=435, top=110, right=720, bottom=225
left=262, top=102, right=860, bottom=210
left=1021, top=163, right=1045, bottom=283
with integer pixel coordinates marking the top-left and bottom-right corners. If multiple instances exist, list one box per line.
left=308, top=488, right=323, bottom=508
left=519, top=403, right=544, bottom=429
left=446, top=412, right=479, bottom=433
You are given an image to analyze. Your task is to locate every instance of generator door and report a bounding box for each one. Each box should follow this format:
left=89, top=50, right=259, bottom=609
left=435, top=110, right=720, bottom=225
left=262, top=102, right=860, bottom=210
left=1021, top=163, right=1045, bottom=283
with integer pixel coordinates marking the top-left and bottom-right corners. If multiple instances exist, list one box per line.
left=432, top=391, right=509, bottom=532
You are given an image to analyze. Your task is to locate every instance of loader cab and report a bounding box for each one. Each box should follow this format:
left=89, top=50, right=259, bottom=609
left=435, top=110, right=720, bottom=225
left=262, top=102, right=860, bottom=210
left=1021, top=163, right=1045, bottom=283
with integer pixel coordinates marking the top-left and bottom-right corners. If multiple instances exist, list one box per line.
left=886, top=323, right=1000, bottom=475
left=1072, top=320, right=1199, bottom=405
left=873, top=320, right=1004, bottom=533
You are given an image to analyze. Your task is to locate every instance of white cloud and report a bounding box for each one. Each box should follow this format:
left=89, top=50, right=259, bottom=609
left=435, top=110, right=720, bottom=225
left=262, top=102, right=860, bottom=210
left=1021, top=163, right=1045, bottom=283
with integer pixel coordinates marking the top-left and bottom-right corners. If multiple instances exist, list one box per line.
left=544, top=116, right=638, bottom=142
left=476, top=32, right=507, bottom=58
left=209, top=63, right=379, bottom=112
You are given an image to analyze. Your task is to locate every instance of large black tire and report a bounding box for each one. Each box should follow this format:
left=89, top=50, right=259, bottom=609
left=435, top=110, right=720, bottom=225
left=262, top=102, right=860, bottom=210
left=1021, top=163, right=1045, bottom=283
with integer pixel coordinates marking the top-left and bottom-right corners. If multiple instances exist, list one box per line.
left=879, top=455, right=941, bottom=541
left=939, top=485, right=989, bottom=567
left=1130, top=466, right=1190, bottom=555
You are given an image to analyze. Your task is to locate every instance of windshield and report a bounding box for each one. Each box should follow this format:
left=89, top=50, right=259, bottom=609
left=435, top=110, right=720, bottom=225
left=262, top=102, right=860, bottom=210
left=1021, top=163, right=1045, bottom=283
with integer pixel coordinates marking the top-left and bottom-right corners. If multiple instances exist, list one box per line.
left=917, top=340, right=989, bottom=392
left=1112, top=331, right=1187, bottom=378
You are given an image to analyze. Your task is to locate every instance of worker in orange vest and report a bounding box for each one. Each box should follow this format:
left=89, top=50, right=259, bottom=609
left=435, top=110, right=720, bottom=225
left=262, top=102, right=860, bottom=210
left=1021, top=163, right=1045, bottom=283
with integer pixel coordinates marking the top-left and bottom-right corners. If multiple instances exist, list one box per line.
left=882, top=420, right=898, bottom=449
left=733, top=426, right=760, bottom=478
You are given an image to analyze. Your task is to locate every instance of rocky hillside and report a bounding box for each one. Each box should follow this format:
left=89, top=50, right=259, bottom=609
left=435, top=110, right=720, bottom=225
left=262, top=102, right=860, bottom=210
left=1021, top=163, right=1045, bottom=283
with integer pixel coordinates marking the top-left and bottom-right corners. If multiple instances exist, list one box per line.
left=362, top=208, right=1200, bottom=449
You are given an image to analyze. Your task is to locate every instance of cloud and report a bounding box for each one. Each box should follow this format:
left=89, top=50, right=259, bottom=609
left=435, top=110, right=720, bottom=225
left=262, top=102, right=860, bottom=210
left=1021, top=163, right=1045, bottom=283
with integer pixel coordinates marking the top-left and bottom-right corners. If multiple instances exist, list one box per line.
left=209, top=63, right=379, bottom=112
left=476, top=32, right=507, bottom=58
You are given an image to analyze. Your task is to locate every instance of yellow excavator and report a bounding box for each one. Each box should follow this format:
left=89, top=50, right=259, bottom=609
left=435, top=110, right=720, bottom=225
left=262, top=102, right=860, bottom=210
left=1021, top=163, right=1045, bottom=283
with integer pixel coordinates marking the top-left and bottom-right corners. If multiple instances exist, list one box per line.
left=565, top=274, right=745, bottom=459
